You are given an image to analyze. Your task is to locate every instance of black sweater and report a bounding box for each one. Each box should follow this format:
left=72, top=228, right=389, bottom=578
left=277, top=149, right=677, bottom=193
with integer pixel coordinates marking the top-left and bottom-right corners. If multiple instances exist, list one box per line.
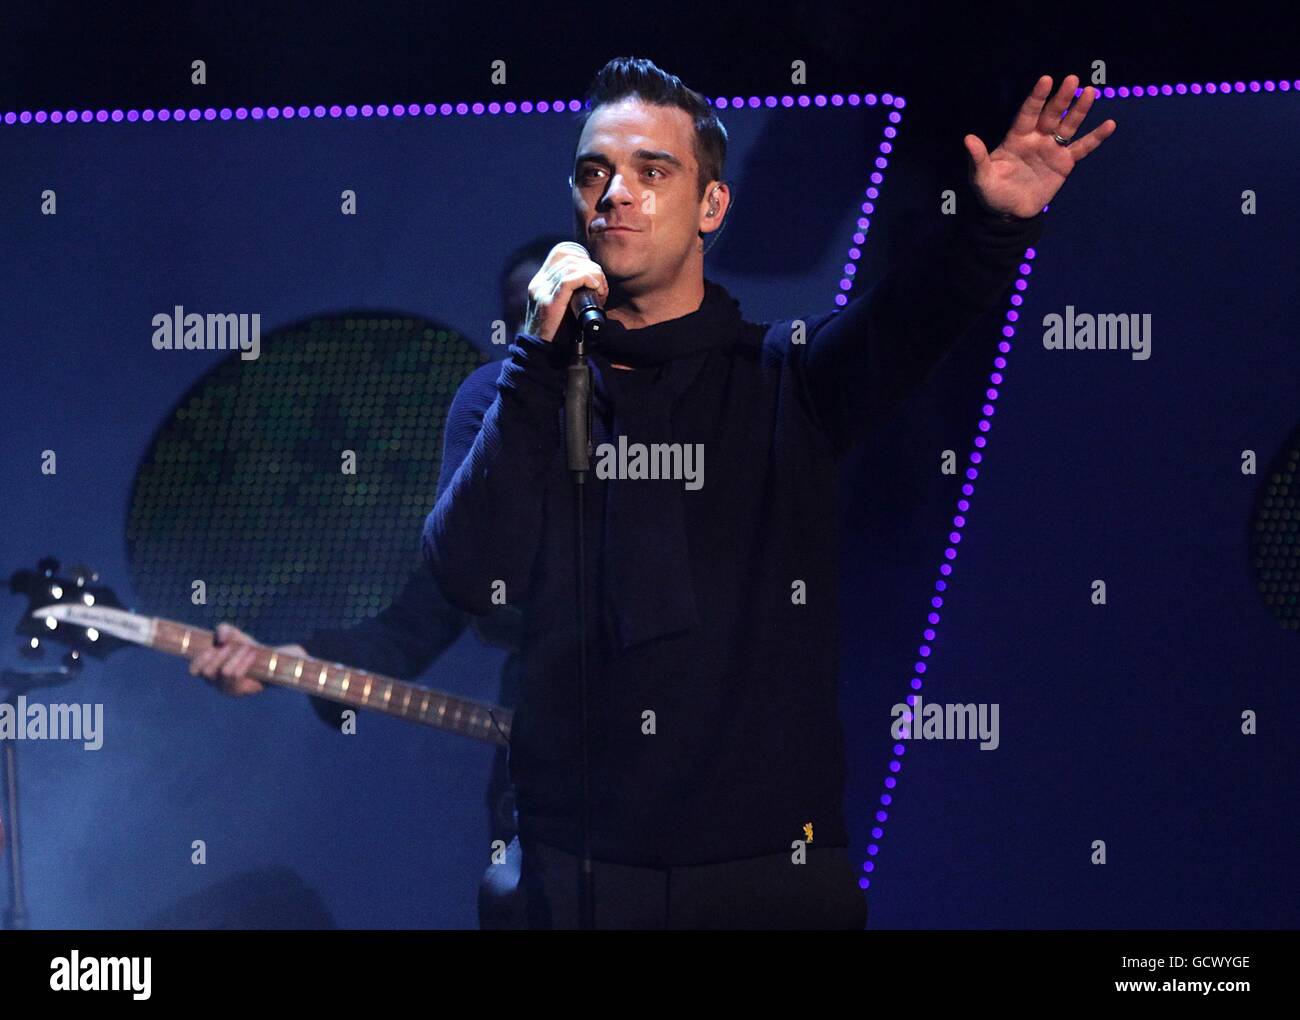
left=424, top=198, right=1045, bottom=866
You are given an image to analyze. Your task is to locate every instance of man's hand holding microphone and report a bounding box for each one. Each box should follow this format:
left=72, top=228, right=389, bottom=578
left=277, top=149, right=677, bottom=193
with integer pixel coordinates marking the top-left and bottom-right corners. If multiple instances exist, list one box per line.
left=524, top=242, right=607, bottom=343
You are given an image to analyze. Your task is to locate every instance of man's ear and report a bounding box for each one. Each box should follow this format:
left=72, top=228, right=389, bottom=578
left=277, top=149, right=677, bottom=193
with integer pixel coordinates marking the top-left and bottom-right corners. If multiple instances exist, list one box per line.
left=699, top=181, right=731, bottom=236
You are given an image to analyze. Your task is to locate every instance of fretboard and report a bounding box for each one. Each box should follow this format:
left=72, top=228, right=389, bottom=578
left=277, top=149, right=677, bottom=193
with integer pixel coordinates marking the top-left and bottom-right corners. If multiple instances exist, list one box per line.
left=151, top=617, right=511, bottom=746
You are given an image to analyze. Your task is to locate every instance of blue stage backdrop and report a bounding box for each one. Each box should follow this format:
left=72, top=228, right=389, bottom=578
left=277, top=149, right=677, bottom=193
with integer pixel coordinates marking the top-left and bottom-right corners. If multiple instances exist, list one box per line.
left=839, top=86, right=1300, bottom=928
left=0, top=88, right=1295, bottom=928
left=2, top=96, right=930, bottom=928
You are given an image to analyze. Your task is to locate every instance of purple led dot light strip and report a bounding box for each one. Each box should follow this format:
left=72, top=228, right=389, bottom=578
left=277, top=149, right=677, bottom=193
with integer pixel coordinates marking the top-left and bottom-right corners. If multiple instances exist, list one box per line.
left=835, top=80, right=1259, bottom=892
left=852, top=242, right=1039, bottom=891
left=4, top=79, right=1293, bottom=128
left=1, top=90, right=923, bottom=127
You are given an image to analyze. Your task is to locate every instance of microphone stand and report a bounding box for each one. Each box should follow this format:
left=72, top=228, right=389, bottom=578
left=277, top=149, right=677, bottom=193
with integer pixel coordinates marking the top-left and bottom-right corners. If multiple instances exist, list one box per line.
left=564, top=311, right=599, bottom=930
left=1, top=666, right=77, bottom=930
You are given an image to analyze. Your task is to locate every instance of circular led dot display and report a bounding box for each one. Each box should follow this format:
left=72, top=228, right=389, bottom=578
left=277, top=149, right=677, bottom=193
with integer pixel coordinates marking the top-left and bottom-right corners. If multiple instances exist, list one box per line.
left=1251, top=422, right=1300, bottom=632
left=127, top=311, right=489, bottom=640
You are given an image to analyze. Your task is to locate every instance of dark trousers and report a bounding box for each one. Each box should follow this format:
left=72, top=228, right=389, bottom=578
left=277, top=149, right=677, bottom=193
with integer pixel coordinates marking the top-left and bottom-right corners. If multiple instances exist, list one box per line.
left=482, top=834, right=868, bottom=930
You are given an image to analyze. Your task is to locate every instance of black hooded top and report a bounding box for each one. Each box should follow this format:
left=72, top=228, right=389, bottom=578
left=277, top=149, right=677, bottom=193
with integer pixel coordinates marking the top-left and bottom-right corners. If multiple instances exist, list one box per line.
left=425, top=197, right=1045, bottom=866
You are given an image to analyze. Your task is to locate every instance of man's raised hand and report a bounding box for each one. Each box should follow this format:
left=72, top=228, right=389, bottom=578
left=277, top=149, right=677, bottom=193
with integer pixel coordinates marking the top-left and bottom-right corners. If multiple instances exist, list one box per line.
left=964, top=74, right=1117, bottom=219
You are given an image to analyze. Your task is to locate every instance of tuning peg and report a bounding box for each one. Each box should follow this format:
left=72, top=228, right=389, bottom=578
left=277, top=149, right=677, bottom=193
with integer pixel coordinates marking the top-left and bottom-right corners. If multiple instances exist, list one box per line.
left=62, top=649, right=84, bottom=672
left=20, top=636, right=44, bottom=660
left=9, top=568, right=34, bottom=594
left=69, top=564, right=93, bottom=588
left=38, top=556, right=60, bottom=578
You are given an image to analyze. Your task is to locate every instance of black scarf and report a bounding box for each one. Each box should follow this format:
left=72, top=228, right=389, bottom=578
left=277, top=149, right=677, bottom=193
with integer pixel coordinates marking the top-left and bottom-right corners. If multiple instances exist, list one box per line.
left=587, top=278, right=745, bottom=653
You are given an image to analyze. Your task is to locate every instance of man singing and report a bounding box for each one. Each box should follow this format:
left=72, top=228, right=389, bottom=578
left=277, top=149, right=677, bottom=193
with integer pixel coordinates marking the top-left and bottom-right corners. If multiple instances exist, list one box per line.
left=424, top=56, right=1114, bottom=928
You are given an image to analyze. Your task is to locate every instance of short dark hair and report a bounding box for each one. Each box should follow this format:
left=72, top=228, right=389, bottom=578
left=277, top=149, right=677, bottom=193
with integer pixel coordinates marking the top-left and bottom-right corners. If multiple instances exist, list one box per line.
left=575, top=56, right=727, bottom=200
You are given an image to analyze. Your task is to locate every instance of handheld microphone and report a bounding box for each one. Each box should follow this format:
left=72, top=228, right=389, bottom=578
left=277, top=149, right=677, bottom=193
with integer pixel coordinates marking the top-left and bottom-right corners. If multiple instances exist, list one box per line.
left=553, top=241, right=606, bottom=335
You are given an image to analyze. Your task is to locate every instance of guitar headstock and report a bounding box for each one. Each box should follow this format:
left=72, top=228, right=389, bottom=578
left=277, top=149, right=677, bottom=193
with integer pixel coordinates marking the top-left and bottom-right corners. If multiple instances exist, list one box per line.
left=9, top=557, right=129, bottom=670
